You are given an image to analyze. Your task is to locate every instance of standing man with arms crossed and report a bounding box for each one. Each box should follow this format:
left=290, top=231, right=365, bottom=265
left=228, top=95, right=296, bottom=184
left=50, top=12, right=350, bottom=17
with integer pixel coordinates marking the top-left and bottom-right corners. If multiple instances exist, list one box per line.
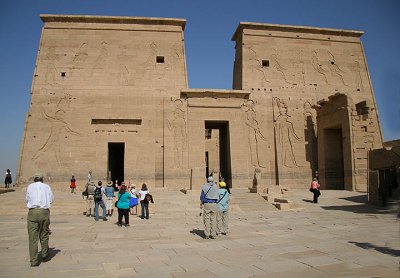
left=200, top=176, right=219, bottom=239
left=26, top=173, right=54, bottom=267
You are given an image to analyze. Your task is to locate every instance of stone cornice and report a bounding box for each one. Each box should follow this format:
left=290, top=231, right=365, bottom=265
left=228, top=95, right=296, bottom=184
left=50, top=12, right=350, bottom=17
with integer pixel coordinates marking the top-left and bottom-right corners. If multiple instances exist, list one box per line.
left=40, top=14, right=186, bottom=30
left=232, top=22, right=363, bottom=41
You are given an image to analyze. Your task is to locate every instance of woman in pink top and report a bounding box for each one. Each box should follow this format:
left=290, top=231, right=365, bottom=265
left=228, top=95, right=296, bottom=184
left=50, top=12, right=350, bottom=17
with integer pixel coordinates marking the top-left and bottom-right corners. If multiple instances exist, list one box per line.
left=309, top=178, right=321, bottom=203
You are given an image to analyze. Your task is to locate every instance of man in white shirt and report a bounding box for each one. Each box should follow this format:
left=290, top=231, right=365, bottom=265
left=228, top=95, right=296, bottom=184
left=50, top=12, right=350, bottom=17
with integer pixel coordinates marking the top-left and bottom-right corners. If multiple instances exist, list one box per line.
left=26, top=173, right=54, bottom=267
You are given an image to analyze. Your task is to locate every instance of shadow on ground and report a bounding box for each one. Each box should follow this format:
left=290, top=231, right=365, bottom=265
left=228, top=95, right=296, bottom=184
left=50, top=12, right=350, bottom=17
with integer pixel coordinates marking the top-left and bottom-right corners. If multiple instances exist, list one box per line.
left=190, top=229, right=206, bottom=239
left=349, top=241, right=400, bottom=257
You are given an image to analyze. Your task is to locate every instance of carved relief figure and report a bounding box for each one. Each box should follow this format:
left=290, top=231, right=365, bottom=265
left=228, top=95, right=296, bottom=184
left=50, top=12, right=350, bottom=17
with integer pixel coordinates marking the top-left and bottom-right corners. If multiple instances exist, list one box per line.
left=241, top=100, right=267, bottom=168
left=32, top=92, right=80, bottom=165
left=311, top=50, right=329, bottom=84
left=248, top=47, right=270, bottom=83
left=303, top=101, right=318, bottom=172
left=327, top=51, right=347, bottom=86
left=271, top=51, right=293, bottom=84
left=273, top=98, right=301, bottom=168
left=45, top=46, right=61, bottom=85
left=91, top=41, right=108, bottom=76
left=73, top=42, right=88, bottom=64
left=166, top=99, right=187, bottom=168
left=354, top=60, right=364, bottom=91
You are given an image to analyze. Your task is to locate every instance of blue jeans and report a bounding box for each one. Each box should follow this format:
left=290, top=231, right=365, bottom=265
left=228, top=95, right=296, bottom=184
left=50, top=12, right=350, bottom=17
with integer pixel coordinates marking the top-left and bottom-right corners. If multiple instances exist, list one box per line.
left=95, top=200, right=107, bottom=220
left=140, top=200, right=149, bottom=219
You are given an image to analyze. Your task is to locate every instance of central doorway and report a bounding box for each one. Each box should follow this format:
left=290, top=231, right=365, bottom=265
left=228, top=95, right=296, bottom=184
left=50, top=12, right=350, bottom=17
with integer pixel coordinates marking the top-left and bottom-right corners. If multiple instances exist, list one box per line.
left=108, top=143, right=125, bottom=184
left=323, top=128, right=344, bottom=189
left=204, top=121, right=232, bottom=187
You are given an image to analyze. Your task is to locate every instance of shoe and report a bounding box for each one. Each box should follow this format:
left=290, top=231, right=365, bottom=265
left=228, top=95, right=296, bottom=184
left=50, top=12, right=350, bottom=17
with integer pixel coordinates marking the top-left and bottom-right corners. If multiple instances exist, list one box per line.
left=125, top=224, right=130, bottom=227
left=95, top=219, right=99, bottom=221
left=117, top=224, right=122, bottom=227
left=103, top=218, right=108, bottom=221
left=30, top=263, right=39, bottom=267
left=205, top=236, right=209, bottom=239
left=86, top=214, right=91, bottom=217
left=221, top=232, right=227, bottom=236
left=42, top=256, right=51, bottom=262
left=209, top=236, right=216, bottom=239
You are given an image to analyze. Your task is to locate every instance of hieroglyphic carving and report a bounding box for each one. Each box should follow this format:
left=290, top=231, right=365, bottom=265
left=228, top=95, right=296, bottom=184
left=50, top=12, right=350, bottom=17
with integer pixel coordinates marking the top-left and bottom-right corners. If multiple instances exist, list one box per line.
left=32, top=92, right=80, bottom=165
left=241, top=100, right=266, bottom=168
left=295, top=50, right=306, bottom=86
left=273, top=98, right=301, bottom=168
left=166, top=99, right=187, bottom=168
left=354, top=60, right=364, bottom=91
left=327, top=51, right=348, bottom=86
left=311, top=50, right=329, bottom=84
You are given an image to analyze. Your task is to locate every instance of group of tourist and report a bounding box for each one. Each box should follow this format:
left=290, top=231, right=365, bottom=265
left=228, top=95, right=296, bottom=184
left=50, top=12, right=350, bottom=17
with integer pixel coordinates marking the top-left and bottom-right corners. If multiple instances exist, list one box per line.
left=81, top=171, right=153, bottom=226
left=200, top=176, right=230, bottom=239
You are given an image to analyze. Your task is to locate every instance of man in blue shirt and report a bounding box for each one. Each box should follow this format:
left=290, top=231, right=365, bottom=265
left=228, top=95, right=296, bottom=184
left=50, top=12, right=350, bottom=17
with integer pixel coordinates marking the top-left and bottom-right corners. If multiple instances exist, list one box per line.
left=200, top=176, right=219, bottom=239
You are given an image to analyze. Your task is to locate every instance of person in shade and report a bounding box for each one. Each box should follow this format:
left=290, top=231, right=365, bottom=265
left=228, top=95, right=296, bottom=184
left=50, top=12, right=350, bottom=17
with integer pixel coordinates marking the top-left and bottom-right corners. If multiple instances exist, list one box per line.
left=116, top=184, right=131, bottom=227
left=216, top=181, right=230, bottom=236
left=200, top=176, right=219, bottom=239
left=4, top=169, right=12, bottom=188
left=26, top=173, right=54, bottom=267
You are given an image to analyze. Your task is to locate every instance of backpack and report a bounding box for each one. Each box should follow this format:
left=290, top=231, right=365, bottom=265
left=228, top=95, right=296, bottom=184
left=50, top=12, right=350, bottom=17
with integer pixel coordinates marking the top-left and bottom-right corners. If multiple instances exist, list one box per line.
left=94, top=187, right=102, bottom=201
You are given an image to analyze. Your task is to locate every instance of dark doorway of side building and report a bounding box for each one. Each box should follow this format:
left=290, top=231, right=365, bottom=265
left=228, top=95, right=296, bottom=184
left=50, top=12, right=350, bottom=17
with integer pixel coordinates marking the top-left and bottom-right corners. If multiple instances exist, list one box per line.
left=108, top=143, right=124, bottom=184
left=323, top=128, right=344, bottom=189
left=204, top=121, right=232, bottom=187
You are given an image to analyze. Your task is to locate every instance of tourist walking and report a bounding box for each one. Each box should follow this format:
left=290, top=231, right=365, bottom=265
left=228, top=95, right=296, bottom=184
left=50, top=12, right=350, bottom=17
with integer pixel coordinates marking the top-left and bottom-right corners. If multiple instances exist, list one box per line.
left=70, top=175, right=76, bottom=193
left=85, top=181, right=96, bottom=216
left=216, top=181, right=230, bottom=236
left=116, top=184, right=131, bottom=227
left=26, top=173, right=54, bottom=267
left=139, top=183, right=150, bottom=219
left=93, top=181, right=107, bottom=221
left=129, top=184, right=138, bottom=215
left=310, top=177, right=321, bottom=203
left=104, top=181, right=115, bottom=216
left=200, top=176, right=219, bottom=239
left=4, top=169, right=12, bottom=188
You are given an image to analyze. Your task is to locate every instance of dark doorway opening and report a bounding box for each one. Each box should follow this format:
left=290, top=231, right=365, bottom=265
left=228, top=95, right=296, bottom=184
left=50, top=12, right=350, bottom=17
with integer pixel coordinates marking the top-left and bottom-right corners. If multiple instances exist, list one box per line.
left=204, top=121, right=232, bottom=187
left=323, top=128, right=344, bottom=189
left=108, top=143, right=124, bottom=184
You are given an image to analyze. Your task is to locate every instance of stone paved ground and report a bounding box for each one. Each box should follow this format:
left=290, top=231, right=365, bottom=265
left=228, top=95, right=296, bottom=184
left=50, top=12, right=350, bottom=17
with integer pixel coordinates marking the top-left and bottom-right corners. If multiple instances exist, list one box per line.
left=0, top=186, right=399, bottom=277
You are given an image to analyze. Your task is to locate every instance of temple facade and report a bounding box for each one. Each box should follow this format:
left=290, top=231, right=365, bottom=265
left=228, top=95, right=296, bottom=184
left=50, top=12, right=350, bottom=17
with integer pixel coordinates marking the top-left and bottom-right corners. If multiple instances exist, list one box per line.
left=18, top=15, right=383, bottom=191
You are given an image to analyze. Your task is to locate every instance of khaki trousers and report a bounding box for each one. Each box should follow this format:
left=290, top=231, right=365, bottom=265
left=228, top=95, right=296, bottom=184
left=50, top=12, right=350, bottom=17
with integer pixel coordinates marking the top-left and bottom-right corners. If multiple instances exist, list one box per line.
left=27, top=208, right=50, bottom=265
left=86, top=195, right=94, bottom=215
left=203, top=203, right=218, bottom=238
left=217, top=210, right=229, bottom=234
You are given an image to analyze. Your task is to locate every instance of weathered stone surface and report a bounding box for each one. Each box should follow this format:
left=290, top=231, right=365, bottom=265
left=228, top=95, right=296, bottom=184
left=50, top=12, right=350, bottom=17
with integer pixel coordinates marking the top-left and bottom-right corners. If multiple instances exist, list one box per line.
left=18, top=16, right=383, bottom=192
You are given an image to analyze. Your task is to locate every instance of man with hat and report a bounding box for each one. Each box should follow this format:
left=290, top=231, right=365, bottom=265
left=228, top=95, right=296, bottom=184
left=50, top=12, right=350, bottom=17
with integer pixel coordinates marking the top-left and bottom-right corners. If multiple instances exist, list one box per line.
left=104, top=181, right=115, bottom=216
left=26, top=173, right=54, bottom=267
left=200, top=176, right=219, bottom=239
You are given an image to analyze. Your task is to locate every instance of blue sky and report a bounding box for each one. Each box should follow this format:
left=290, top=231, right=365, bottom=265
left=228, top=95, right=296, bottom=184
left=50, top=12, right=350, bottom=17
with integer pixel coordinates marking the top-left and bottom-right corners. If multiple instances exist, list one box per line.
left=0, top=0, right=399, bottom=178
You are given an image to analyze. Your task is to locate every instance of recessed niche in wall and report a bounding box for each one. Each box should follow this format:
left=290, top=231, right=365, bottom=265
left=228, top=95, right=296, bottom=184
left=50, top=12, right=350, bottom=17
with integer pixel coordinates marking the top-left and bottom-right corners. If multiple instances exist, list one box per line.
left=61, top=72, right=66, bottom=77
left=262, top=60, right=269, bottom=67
left=156, top=56, right=165, bottom=63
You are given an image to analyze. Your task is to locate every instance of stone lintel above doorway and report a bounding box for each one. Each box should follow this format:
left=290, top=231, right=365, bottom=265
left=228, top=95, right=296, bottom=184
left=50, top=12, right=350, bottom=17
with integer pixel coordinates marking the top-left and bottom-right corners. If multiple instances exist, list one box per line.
left=181, top=89, right=250, bottom=99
